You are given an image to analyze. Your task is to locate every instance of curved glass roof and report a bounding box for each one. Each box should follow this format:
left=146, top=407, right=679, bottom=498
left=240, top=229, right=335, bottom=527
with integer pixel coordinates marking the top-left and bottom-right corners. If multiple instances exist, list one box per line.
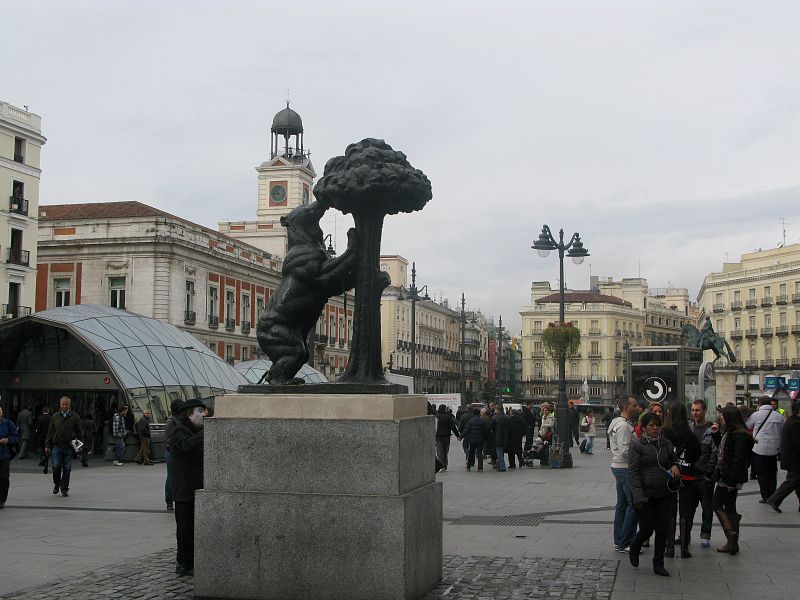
left=28, top=305, right=248, bottom=391
left=234, top=358, right=328, bottom=385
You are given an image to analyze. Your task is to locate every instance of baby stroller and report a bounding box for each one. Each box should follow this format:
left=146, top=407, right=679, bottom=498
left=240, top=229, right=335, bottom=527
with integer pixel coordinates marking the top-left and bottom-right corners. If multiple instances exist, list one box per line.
left=522, top=435, right=550, bottom=467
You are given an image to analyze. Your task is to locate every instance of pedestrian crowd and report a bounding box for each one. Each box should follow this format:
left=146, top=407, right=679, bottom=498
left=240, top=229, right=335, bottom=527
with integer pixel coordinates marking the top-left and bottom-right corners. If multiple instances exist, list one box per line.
left=608, top=393, right=800, bottom=578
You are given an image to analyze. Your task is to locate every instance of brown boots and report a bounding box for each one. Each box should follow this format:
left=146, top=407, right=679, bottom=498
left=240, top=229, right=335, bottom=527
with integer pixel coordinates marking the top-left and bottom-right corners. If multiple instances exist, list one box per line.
left=714, top=509, right=740, bottom=555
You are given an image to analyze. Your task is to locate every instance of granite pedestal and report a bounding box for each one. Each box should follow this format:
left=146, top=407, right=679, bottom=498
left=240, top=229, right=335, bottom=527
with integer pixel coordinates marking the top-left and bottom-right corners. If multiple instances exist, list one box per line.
left=194, top=393, right=442, bottom=600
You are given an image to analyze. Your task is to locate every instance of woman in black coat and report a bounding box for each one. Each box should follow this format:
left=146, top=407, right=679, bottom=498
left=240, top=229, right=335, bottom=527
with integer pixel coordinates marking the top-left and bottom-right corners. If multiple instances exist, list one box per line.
left=712, top=405, right=754, bottom=556
left=662, top=402, right=701, bottom=558
left=628, top=412, right=680, bottom=577
left=170, top=398, right=206, bottom=577
left=461, top=409, right=488, bottom=471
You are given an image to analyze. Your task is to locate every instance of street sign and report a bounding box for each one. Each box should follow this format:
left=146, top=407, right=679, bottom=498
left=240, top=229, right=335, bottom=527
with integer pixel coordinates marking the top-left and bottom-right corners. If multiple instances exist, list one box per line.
left=788, top=378, right=800, bottom=392
left=765, top=376, right=787, bottom=390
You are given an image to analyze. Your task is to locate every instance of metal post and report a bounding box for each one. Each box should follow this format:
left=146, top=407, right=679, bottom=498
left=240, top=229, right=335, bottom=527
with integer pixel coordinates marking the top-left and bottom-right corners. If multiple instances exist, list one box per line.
left=460, top=293, right=466, bottom=395
left=411, top=263, right=417, bottom=378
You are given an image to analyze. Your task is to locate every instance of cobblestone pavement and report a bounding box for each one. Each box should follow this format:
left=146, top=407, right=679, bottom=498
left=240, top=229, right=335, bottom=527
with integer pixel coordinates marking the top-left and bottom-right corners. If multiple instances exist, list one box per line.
left=2, top=549, right=617, bottom=600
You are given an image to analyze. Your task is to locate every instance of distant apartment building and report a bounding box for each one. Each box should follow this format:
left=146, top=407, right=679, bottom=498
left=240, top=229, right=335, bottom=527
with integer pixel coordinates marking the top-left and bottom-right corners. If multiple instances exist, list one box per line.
left=520, top=278, right=692, bottom=403
left=1, top=100, right=45, bottom=321
left=698, top=243, right=800, bottom=398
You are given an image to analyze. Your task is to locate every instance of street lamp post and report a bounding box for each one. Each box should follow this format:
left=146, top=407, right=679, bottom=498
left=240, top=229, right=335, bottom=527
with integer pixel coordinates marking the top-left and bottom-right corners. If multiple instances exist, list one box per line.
left=408, top=262, right=429, bottom=389
left=532, top=225, right=589, bottom=469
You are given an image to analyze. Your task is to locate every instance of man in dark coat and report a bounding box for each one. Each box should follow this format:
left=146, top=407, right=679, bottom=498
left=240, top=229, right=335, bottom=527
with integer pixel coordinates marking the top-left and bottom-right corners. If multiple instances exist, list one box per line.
left=170, top=398, right=206, bottom=577
left=34, top=406, right=51, bottom=467
left=767, top=399, right=800, bottom=513
left=522, top=401, right=536, bottom=452
left=491, top=408, right=512, bottom=472
left=44, top=397, right=83, bottom=497
left=134, top=410, right=153, bottom=465
left=462, top=408, right=488, bottom=471
left=434, top=404, right=461, bottom=471
left=507, top=409, right=526, bottom=468
left=567, top=401, right=579, bottom=447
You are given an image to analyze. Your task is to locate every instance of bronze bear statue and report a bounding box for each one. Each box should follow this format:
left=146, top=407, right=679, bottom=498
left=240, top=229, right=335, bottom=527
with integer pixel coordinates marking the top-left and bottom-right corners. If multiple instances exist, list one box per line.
left=256, top=201, right=358, bottom=384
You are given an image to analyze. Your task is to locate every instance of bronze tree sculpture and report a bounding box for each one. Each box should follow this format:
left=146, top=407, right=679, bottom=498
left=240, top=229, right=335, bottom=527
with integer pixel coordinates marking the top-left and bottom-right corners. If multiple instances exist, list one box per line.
left=314, top=139, right=432, bottom=385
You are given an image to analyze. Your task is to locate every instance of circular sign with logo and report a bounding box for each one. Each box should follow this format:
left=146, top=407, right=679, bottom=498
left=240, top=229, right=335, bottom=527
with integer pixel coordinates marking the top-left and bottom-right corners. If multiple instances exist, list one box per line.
left=644, top=376, right=669, bottom=402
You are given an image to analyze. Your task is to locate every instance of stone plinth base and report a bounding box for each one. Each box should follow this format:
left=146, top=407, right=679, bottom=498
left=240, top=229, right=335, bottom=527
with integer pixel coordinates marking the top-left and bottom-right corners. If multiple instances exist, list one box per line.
left=193, top=393, right=442, bottom=600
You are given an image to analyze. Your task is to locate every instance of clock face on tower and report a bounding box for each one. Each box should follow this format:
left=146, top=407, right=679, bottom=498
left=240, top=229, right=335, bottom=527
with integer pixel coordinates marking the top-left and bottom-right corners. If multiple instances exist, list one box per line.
left=270, top=184, right=287, bottom=204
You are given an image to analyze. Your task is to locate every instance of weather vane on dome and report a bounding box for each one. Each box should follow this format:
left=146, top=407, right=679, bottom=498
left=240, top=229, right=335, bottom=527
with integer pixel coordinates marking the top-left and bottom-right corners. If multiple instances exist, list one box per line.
left=286, top=88, right=290, bottom=108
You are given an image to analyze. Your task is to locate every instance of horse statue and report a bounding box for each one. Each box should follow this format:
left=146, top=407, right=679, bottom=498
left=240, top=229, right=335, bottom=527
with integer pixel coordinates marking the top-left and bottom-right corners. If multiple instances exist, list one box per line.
left=682, top=318, right=737, bottom=364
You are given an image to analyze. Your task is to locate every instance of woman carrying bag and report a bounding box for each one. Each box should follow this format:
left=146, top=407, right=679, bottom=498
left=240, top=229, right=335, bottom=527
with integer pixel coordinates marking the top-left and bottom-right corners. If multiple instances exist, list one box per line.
left=580, top=408, right=597, bottom=455
left=628, top=411, right=680, bottom=577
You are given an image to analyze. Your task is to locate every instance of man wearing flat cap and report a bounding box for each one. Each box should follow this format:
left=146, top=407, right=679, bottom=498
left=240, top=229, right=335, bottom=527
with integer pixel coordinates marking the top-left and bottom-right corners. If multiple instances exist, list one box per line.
left=170, top=398, right=206, bottom=577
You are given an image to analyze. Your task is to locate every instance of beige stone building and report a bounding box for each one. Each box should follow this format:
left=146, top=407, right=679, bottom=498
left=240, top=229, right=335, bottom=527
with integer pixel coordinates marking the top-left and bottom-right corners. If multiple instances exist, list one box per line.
left=698, top=243, right=800, bottom=397
left=1, top=100, right=45, bottom=320
left=520, top=278, right=691, bottom=403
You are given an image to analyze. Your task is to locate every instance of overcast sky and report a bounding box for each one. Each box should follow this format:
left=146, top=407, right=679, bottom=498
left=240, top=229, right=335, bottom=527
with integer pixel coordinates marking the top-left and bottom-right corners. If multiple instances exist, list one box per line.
left=4, top=1, right=798, bottom=333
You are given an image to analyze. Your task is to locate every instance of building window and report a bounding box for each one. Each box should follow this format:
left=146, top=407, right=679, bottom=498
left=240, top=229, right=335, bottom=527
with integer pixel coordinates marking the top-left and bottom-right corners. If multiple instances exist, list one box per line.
left=590, top=341, right=599, bottom=355
left=570, top=362, right=578, bottom=378
left=591, top=362, right=599, bottom=379
left=534, top=362, right=543, bottom=378
left=54, top=278, right=71, bottom=307
left=241, top=293, right=250, bottom=323
left=764, top=342, right=772, bottom=361
left=209, top=342, right=217, bottom=354
left=569, top=386, right=580, bottom=396
left=734, top=290, right=740, bottom=301
left=256, top=296, right=265, bottom=317
left=225, top=344, right=234, bottom=364
left=764, top=314, right=772, bottom=327
left=534, top=321, right=542, bottom=333
left=734, top=317, right=741, bottom=329
left=748, top=288, right=756, bottom=299
left=780, top=341, right=787, bottom=360
left=208, top=286, right=219, bottom=318
left=242, top=346, right=249, bottom=362
left=226, top=290, right=235, bottom=320
left=185, top=280, right=195, bottom=312
left=13, top=137, right=25, bottom=163
left=109, top=277, right=126, bottom=309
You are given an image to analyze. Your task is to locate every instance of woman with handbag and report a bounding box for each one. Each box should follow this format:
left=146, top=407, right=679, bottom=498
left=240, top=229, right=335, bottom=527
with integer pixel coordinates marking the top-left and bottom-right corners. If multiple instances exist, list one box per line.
left=712, top=405, right=755, bottom=555
left=581, top=408, right=597, bottom=455
left=539, top=403, right=555, bottom=442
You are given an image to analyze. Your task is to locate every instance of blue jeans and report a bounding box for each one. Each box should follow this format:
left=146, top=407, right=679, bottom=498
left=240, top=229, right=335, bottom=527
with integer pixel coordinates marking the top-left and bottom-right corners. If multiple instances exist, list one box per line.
left=114, top=438, right=125, bottom=462
left=495, top=447, right=507, bottom=471
left=165, top=449, right=173, bottom=507
left=612, top=467, right=637, bottom=548
left=585, top=436, right=595, bottom=454
left=51, top=445, right=73, bottom=493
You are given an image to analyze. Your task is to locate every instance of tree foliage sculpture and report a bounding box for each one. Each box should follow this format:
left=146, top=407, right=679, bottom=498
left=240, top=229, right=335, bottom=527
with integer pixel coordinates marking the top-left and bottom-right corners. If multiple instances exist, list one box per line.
left=541, top=322, right=581, bottom=366
left=314, top=138, right=432, bottom=384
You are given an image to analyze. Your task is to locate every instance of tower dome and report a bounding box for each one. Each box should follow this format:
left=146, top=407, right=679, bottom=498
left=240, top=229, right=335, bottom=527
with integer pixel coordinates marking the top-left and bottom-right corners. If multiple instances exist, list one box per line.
left=269, top=103, right=306, bottom=159
left=271, top=105, right=303, bottom=136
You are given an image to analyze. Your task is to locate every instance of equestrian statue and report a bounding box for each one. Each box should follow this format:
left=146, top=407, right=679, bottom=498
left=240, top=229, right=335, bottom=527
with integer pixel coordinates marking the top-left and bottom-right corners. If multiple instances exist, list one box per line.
left=682, top=317, right=737, bottom=364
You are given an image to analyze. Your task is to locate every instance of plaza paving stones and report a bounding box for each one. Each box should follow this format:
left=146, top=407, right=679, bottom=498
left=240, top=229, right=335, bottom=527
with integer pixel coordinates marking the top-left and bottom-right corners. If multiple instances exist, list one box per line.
left=2, top=550, right=617, bottom=600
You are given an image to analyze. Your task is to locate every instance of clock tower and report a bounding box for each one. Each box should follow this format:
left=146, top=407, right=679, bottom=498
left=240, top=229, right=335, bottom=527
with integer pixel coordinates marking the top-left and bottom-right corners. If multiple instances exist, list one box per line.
left=219, top=103, right=316, bottom=257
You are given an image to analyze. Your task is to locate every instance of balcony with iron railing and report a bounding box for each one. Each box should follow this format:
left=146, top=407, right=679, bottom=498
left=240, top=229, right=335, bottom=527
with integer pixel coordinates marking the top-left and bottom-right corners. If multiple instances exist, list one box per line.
left=745, top=299, right=758, bottom=309
left=744, top=360, right=759, bottom=369
left=241, top=321, right=251, bottom=334
left=761, top=297, right=772, bottom=307
left=776, top=325, right=789, bottom=336
left=7, top=247, right=30, bottom=266
left=316, top=334, right=329, bottom=345
left=588, top=352, right=602, bottom=358
left=614, top=329, right=621, bottom=336
left=745, top=328, right=758, bottom=338
left=588, top=328, right=601, bottom=335
left=760, top=359, right=774, bottom=369
left=225, top=318, right=236, bottom=331
left=730, top=329, right=743, bottom=339
left=9, top=196, right=28, bottom=216
left=775, top=359, right=790, bottom=369
left=776, top=294, right=788, bottom=305
left=2, top=304, right=31, bottom=318
left=730, top=301, right=742, bottom=311
left=713, top=303, right=725, bottom=313
left=614, top=352, right=624, bottom=359
left=792, top=325, right=800, bottom=335
left=208, top=315, right=219, bottom=328
left=761, top=327, right=773, bottom=337
left=184, top=310, right=196, bottom=325
left=793, top=293, right=800, bottom=303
